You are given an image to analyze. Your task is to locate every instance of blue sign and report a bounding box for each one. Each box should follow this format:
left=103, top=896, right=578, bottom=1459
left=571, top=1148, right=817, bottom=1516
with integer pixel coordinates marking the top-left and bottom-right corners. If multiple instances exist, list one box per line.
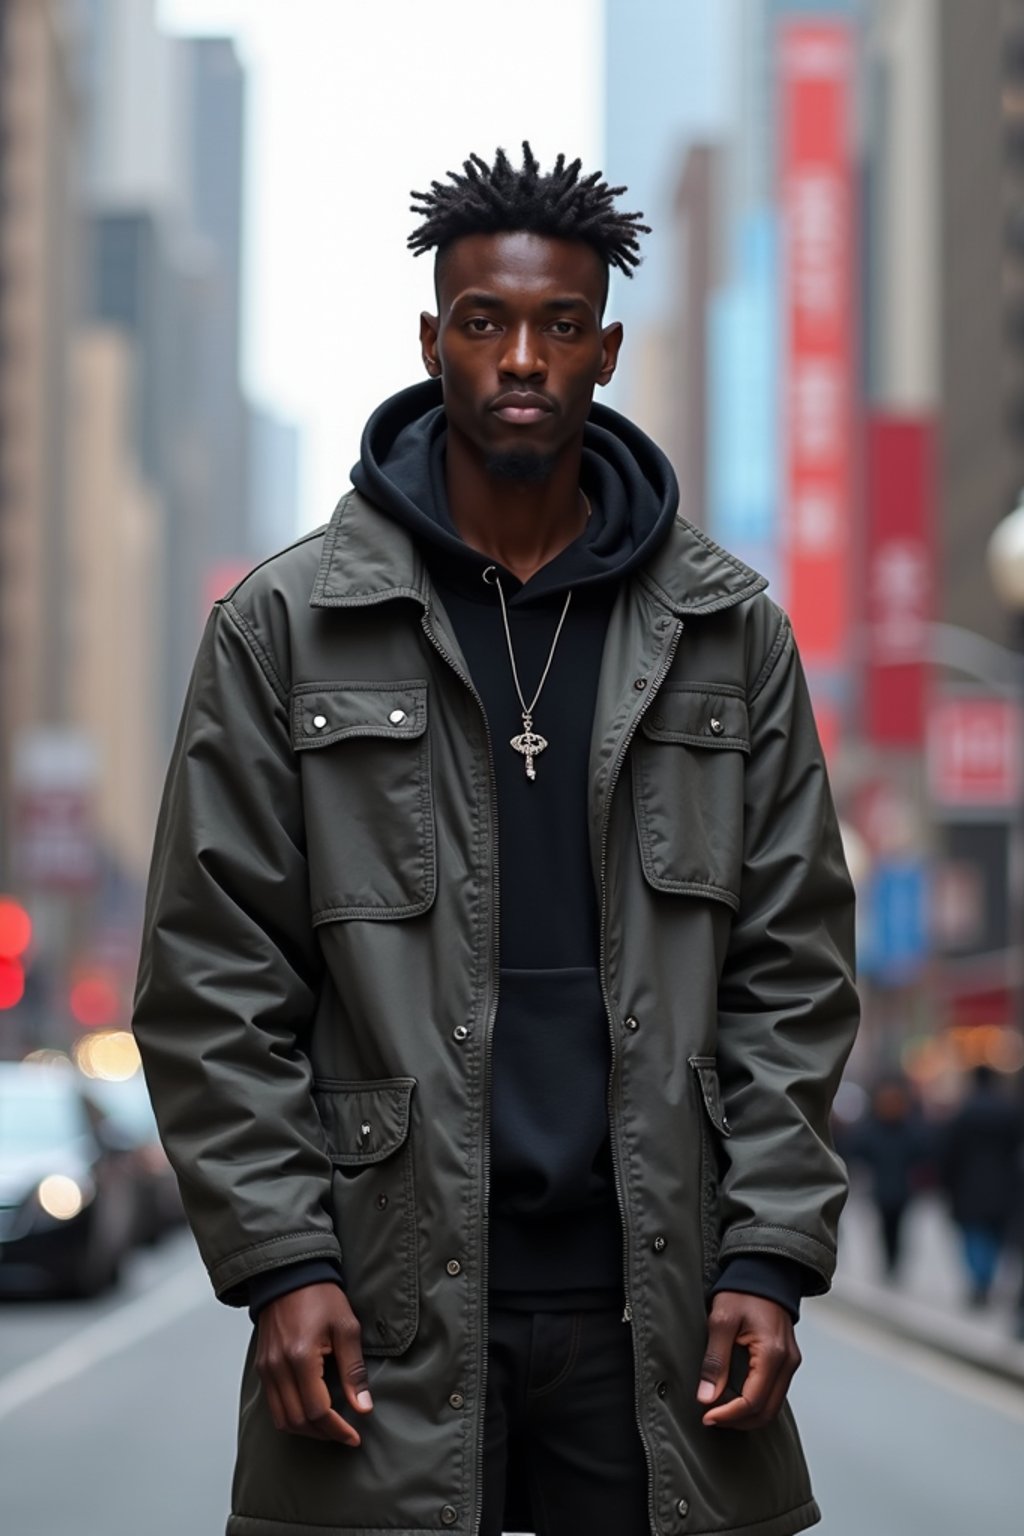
left=860, top=859, right=929, bottom=984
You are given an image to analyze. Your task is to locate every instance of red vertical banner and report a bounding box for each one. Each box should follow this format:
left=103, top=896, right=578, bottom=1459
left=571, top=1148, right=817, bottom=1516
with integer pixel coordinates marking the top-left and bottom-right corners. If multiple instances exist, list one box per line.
left=864, top=416, right=936, bottom=746
left=779, top=21, right=856, bottom=720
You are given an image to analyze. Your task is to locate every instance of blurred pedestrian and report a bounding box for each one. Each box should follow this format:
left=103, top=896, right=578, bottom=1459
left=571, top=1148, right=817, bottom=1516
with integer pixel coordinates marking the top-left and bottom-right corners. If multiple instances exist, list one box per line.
left=133, top=144, right=858, bottom=1536
left=938, top=1064, right=1023, bottom=1307
left=846, top=1075, right=931, bottom=1277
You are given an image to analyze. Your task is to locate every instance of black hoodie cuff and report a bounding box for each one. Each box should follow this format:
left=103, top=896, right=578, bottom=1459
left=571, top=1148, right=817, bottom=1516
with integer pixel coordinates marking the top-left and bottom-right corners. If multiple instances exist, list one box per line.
left=247, top=1259, right=344, bottom=1323
left=711, top=1255, right=809, bottom=1323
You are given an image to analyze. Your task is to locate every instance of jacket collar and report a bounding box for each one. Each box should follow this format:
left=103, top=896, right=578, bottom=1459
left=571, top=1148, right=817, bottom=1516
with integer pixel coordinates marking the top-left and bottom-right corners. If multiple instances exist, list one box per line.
left=310, top=489, right=768, bottom=617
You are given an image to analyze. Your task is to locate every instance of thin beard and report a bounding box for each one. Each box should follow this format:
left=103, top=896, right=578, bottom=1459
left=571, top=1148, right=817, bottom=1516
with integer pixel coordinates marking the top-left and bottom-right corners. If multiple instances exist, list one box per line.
left=483, top=448, right=558, bottom=484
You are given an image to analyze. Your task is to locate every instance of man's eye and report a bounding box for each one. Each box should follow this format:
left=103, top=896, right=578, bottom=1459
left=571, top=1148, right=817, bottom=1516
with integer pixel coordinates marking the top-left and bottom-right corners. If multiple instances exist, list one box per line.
left=550, top=321, right=578, bottom=336
left=467, top=317, right=498, bottom=333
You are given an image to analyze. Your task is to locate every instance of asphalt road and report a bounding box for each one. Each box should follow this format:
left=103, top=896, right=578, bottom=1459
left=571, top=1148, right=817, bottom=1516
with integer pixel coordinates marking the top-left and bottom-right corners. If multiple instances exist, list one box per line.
left=1, top=1236, right=1020, bottom=1535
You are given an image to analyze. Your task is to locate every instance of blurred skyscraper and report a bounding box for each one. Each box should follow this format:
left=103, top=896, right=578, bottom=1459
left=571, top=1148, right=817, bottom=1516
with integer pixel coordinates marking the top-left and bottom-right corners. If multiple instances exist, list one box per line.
left=249, top=404, right=301, bottom=559
left=0, top=0, right=302, bottom=1049
left=0, top=0, right=80, bottom=869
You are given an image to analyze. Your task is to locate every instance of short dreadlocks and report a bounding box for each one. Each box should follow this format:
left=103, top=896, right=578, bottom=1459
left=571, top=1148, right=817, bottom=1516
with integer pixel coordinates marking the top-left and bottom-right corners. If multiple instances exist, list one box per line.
left=408, top=143, right=649, bottom=298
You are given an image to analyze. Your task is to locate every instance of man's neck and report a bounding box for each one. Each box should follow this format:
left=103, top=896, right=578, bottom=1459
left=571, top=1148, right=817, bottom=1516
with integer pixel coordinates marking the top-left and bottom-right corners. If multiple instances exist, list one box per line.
left=445, top=436, right=587, bottom=586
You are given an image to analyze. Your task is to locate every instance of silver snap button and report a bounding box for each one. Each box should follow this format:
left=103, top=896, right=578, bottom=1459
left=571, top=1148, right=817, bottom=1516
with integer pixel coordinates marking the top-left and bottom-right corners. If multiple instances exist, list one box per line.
left=709, top=717, right=724, bottom=735
left=389, top=708, right=407, bottom=725
left=452, top=1024, right=470, bottom=1042
left=653, top=1234, right=667, bottom=1253
left=446, top=1259, right=462, bottom=1277
left=656, top=1380, right=668, bottom=1398
left=441, top=1507, right=458, bottom=1527
left=448, top=1391, right=465, bottom=1409
left=633, top=677, right=648, bottom=691
left=312, top=713, right=328, bottom=730
left=376, top=1193, right=389, bottom=1210
left=624, top=1015, right=640, bottom=1033
left=359, top=1121, right=371, bottom=1139
left=676, top=1497, right=690, bottom=1518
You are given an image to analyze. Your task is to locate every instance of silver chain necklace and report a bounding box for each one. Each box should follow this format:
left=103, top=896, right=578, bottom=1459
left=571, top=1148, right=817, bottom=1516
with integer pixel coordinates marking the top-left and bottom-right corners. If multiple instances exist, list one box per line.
left=484, top=568, right=572, bottom=781
left=481, top=492, right=590, bottom=781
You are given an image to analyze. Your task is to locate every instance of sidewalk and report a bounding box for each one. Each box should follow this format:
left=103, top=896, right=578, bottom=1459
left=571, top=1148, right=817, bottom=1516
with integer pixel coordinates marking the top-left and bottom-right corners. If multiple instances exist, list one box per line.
left=821, top=1188, right=1024, bottom=1386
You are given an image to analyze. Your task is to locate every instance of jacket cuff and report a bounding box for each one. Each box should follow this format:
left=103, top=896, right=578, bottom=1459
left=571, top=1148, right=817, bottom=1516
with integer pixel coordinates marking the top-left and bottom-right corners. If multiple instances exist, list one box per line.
left=711, top=1255, right=810, bottom=1323
left=247, top=1259, right=344, bottom=1322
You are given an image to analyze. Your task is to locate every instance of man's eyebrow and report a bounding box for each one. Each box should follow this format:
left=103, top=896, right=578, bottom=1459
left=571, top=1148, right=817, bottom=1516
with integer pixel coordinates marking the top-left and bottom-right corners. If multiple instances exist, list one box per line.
left=449, top=292, right=592, bottom=312
left=450, top=291, right=505, bottom=310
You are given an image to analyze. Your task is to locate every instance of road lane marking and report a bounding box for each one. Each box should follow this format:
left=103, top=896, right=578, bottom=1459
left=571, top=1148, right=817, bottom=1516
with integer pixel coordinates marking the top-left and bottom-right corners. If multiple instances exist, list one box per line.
left=809, top=1302, right=1024, bottom=1424
left=0, top=1264, right=210, bottom=1421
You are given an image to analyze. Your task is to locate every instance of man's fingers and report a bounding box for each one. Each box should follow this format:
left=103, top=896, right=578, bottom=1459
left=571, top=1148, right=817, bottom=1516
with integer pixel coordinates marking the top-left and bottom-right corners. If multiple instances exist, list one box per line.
left=255, top=1284, right=369, bottom=1445
left=289, top=1344, right=362, bottom=1446
left=701, top=1332, right=800, bottom=1429
left=331, top=1312, right=373, bottom=1416
left=697, top=1306, right=740, bottom=1407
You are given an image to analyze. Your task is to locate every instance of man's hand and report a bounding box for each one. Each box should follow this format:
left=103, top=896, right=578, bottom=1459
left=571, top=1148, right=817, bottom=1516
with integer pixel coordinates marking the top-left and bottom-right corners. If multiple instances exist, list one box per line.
left=256, top=1283, right=372, bottom=1446
left=696, top=1291, right=801, bottom=1430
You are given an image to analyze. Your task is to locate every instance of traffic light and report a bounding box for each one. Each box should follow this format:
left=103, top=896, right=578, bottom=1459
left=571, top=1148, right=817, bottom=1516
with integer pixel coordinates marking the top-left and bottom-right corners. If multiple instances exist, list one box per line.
left=0, top=899, right=31, bottom=1010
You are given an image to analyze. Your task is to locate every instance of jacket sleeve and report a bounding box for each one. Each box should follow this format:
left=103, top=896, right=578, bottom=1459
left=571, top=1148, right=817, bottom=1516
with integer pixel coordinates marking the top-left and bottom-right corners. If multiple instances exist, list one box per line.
left=133, top=598, right=343, bottom=1304
left=714, top=610, right=859, bottom=1294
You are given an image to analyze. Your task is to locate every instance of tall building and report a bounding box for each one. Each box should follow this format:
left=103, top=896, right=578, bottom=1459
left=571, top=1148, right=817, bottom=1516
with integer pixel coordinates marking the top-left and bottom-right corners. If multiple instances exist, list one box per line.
left=187, top=37, right=249, bottom=568
left=0, top=0, right=79, bottom=878
left=603, top=0, right=735, bottom=435
left=66, top=327, right=162, bottom=885
left=249, top=404, right=301, bottom=559
left=937, top=0, right=1022, bottom=646
left=667, top=144, right=728, bottom=526
left=76, top=6, right=254, bottom=742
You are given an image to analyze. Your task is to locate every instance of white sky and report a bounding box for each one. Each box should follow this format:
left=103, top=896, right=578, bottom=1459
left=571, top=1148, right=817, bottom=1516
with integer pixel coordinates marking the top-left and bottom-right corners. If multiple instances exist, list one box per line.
left=158, top=0, right=603, bottom=534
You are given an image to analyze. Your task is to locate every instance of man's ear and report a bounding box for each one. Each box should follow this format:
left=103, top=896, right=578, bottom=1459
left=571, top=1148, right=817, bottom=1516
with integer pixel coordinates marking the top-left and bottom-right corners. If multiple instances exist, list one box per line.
left=420, top=312, right=441, bottom=378
left=596, top=320, right=624, bottom=388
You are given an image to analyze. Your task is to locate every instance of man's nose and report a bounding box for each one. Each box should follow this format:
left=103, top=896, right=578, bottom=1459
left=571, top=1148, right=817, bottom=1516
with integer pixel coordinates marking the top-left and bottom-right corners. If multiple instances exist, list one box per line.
left=498, top=323, right=546, bottom=379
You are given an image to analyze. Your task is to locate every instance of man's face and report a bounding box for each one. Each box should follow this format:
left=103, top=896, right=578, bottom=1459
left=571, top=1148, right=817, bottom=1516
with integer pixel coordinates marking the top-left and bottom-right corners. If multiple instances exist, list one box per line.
left=420, top=231, right=623, bottom=480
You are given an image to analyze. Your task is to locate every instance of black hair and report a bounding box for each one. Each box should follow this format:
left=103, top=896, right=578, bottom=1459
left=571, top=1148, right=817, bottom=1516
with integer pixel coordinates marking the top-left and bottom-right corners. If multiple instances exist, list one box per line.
left=407, top=142, right=649, bottom=284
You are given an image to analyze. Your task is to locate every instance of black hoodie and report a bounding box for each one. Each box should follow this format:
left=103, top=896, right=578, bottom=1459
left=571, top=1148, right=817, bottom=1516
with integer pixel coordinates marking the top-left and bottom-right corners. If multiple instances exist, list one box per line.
left=353, top=381, right=679, bottom=1294
left=247, top=383, right=806, bottom=1318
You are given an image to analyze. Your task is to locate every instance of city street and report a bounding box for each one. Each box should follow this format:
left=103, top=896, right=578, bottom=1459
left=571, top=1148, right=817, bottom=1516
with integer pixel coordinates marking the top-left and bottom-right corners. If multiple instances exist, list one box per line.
left=1, top=1233, right=1020, bottom=1535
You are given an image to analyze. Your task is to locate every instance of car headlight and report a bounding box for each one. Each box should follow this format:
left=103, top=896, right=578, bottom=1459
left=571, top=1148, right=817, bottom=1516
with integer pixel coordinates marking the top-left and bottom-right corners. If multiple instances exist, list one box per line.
left=36, top=1174, right=93, bottom=1222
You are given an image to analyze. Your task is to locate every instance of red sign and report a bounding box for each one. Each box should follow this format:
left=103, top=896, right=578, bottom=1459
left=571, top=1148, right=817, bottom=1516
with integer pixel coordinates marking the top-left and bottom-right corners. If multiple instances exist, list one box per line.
left=927, top=698, right=1023, bottom=807
left=779, top=21, right=856, bottom=715
left=864, top=417, right=936, bottom=745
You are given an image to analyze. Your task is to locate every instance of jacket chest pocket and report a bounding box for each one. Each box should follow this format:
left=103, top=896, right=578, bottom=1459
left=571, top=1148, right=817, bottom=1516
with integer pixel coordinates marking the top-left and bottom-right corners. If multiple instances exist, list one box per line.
left=313, top=1077, right=419, bottom=1356
left=291, top=680, right=435, bottom=923
left=631, top=684, right=749, bottom=910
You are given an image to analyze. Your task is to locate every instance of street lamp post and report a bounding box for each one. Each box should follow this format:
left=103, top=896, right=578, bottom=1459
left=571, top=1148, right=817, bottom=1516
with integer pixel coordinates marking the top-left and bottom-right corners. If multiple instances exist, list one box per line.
left=986, top=494, right=1024, bottom=1040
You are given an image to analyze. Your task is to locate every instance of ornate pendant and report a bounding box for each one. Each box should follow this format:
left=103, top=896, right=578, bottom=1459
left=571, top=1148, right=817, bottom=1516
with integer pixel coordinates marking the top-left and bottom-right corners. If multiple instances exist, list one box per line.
left=510, top=714, right=548, bottom=781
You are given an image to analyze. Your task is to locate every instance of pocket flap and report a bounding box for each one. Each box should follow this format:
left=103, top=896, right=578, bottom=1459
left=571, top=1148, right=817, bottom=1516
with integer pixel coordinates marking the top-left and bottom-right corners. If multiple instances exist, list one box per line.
left=312, top=1077, right=416, bottom=1164
left=642, top=687, right=749, bottom=752
left=689, top=1057, right=732, bottom=1136
left=291, top=681, right=428, bottom=750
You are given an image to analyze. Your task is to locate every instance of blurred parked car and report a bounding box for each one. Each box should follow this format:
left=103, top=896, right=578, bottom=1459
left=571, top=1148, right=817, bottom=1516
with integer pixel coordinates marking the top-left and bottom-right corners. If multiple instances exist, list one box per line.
left=0, top=1061, right=137, bottom=1297
left=86, top=1072, right=183, bottom=1243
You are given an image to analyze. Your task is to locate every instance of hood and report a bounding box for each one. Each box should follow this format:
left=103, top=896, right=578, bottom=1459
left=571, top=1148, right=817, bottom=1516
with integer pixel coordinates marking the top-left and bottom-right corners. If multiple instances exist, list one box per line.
left=349, top=379, right=679, bottom=605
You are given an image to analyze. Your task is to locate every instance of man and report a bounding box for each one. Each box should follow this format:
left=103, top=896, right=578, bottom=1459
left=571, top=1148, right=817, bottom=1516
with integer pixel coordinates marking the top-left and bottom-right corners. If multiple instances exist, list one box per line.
left=134, top=145, right=858, bottom=1536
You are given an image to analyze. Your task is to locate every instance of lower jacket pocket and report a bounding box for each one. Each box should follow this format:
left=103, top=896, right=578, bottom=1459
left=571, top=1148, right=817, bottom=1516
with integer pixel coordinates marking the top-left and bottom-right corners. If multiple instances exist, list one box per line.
left=312, top=1076, right=419, bottom=1355
left=689, top=1056, right=731, bottom=1291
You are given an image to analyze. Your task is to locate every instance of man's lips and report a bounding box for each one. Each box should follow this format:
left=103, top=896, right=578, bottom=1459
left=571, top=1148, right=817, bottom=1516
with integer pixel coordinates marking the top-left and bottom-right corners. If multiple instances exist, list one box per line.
left=489, top=393, right=554, bottom=424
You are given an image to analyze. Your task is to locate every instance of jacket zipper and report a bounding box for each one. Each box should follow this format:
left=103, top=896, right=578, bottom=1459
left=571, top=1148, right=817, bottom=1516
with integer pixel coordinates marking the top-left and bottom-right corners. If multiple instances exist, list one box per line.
left=420, top=607, right=500, bottom=1536
left=598, top=616, right=684, bottom=1536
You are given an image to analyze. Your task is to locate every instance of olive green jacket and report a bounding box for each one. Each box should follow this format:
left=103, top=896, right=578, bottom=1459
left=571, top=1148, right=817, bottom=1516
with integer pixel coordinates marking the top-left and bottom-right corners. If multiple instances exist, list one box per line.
left=133, top=490, right=858, bottom=1536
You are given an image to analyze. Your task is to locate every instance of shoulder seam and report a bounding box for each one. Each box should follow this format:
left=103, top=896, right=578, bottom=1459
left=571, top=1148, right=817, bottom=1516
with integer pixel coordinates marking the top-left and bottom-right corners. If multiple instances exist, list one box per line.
left=224, top=524, right=327, bottom=603
left=219, top=598, right=288, bottom=707
left=749, top=609, right=791, bottom=704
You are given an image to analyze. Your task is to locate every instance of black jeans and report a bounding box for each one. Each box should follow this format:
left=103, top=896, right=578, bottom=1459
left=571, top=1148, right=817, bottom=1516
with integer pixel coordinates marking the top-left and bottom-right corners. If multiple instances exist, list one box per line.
left=481, top=1307, right=650, bottom=1536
